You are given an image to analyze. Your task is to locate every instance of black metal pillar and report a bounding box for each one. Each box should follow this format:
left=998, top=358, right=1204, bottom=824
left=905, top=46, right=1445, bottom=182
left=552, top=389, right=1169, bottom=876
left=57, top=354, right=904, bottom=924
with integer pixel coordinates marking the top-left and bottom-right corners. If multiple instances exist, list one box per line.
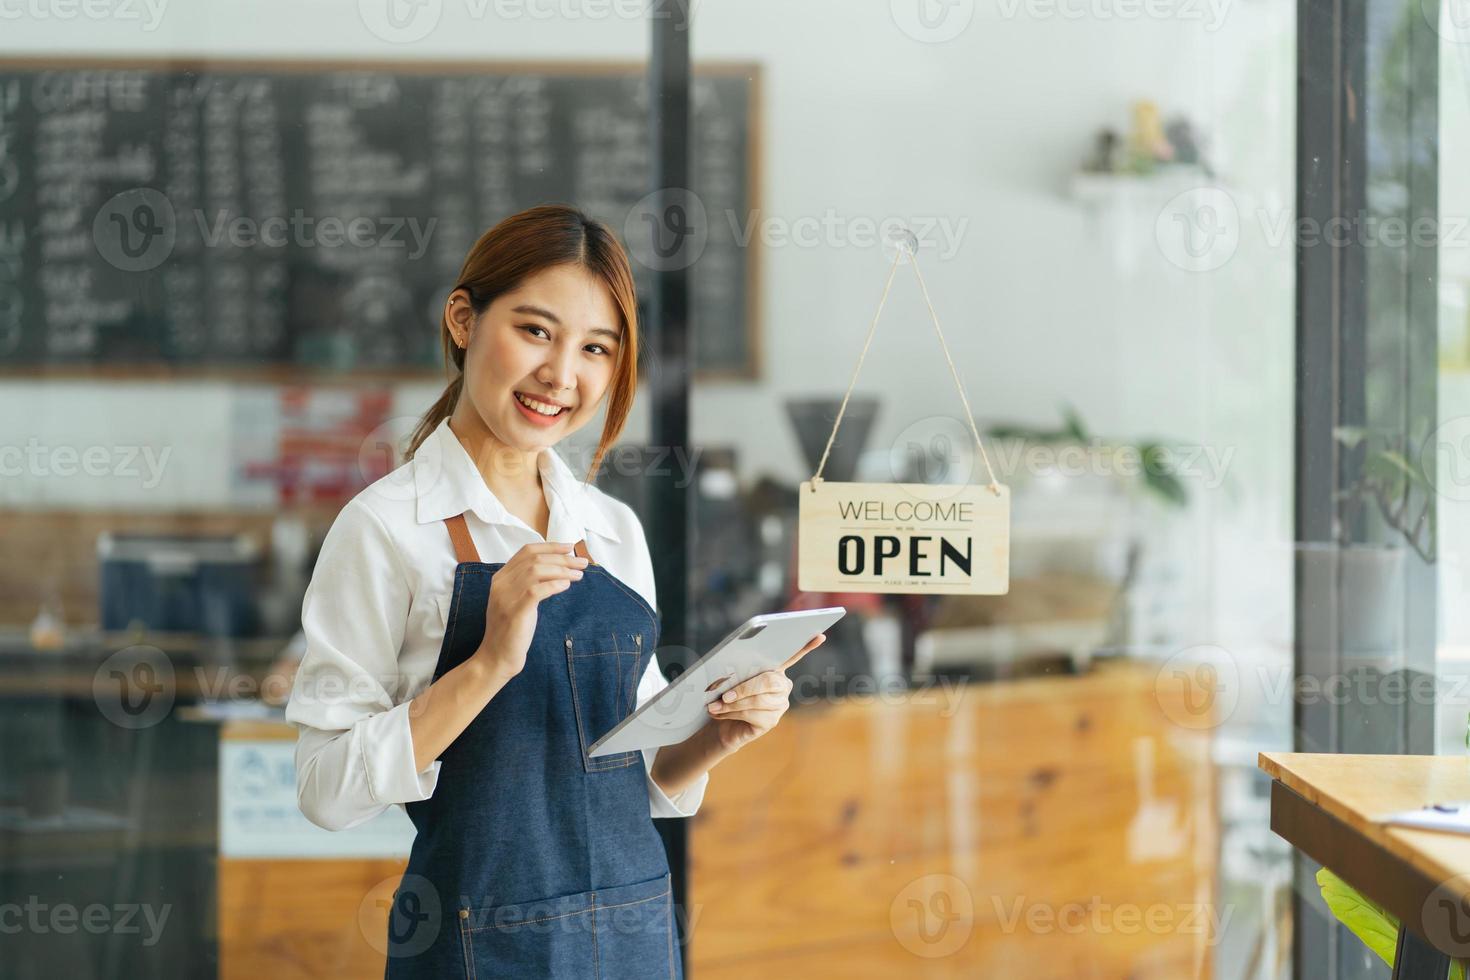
left=1294, top=0, right=1438, bottom=977
left=647, top=1, right=695, bottom=976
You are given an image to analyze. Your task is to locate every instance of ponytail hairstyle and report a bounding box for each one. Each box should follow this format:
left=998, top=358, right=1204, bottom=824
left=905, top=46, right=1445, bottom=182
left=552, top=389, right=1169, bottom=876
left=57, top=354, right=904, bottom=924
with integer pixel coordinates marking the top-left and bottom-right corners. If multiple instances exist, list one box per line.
left=405, top=204, right=641, bottom=484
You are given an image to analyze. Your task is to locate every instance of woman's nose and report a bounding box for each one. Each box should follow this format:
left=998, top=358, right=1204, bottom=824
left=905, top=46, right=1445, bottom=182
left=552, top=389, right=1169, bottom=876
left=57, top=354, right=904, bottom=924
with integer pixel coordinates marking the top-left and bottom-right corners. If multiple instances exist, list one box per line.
left=539, top=351, right=577, bottom=391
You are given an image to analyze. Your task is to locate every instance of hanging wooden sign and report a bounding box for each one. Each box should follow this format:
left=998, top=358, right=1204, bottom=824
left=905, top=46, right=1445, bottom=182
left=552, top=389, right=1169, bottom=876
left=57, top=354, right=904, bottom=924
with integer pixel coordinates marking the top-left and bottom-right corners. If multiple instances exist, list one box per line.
left=798, top=479, right=1009, bottom=594
left=796, top=237, right=1011, bottom=595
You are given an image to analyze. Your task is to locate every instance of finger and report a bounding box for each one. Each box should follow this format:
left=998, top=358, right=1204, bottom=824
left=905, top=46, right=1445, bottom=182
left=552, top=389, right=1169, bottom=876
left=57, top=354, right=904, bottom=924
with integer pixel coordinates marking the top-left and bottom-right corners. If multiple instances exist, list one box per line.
left=712, top=692, right=787, bottom=713
left=522, top=552, right=589, bottom=568
left=529, top=579, right=572, bottom=599
left=708, top=706, right=782, bottom=727
left=780, top=633, right=827, bottom=671
left=530, top=561, right=585, bottom=581
left=716, top=671, right=786, bottom=703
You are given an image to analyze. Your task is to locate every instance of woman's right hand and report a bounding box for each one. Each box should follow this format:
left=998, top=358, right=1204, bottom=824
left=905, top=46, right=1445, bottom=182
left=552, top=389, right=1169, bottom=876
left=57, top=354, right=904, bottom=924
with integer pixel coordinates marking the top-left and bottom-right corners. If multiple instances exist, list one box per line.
left=475, top=541, right=589, bottom=680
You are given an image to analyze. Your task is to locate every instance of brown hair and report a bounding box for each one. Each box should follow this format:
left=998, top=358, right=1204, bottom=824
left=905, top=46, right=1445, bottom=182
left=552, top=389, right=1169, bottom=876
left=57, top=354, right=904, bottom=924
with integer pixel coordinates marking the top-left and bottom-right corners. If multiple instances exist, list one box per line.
left=405, top=204, right=641, bottom=484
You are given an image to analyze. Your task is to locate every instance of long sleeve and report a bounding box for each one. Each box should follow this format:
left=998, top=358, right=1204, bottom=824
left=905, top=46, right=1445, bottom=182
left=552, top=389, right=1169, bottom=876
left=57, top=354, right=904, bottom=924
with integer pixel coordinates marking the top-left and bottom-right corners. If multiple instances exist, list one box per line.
left=639, top=655, right=710, bottom=818
left=285, top=499, right=438, bottom=832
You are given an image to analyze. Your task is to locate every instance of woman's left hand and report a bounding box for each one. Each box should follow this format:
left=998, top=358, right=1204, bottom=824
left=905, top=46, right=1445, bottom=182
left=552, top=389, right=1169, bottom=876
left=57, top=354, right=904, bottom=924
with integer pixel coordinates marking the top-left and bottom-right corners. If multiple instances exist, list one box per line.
left=705, top=633, right=827, bottom=754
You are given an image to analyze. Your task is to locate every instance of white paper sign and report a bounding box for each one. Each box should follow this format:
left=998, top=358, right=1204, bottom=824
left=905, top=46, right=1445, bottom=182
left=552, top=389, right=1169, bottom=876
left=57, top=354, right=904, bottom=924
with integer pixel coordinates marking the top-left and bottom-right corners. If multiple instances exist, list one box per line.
left=219, top=740, right=417, bottom=858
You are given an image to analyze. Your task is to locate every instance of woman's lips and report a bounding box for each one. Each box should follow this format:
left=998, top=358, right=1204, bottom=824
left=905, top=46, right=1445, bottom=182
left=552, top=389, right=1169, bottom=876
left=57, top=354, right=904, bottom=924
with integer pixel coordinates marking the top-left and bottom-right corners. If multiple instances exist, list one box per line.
left=512, top=391, right=567, bottom=427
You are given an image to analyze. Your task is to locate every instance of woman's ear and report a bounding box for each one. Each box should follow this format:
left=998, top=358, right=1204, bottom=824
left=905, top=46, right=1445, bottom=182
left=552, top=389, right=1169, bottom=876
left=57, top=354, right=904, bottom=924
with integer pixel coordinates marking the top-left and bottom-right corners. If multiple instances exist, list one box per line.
left=447, top=290, right=477, bottom=348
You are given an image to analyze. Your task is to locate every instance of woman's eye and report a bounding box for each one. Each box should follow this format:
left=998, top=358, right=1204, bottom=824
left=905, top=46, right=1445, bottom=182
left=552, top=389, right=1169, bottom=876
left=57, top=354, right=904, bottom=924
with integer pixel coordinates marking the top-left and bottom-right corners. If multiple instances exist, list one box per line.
left=521, top=325, right=550, bottom=340
left=585, top=344, right=610, bottom=356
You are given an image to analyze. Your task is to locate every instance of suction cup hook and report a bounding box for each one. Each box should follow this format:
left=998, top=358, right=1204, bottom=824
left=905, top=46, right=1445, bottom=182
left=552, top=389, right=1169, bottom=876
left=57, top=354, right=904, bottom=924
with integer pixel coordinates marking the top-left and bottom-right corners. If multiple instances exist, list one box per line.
left=882, top=225, right=920, bottom=265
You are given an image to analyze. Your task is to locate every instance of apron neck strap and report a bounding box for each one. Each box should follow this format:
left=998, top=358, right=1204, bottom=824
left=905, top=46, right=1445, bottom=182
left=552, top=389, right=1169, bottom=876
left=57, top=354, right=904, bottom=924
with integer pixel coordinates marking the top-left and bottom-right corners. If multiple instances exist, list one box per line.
left=444, top=513, right=481, bottom=564
left=444, top=513, right=598, bottom=566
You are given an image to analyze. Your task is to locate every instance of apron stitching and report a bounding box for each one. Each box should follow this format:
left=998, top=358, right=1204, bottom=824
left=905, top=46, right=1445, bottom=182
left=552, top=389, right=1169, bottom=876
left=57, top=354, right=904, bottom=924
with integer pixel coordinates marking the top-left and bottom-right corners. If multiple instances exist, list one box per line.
left=583, top=567, right=659, bottom=640
left=566, top=635, right=638, bottom=771
left=443, top=566, right=464, bottom=666
left=590, top=894, right=600, bottom=978
left=457, top=889, right=673, bottom=936
left=463, top=904, right=597, bottom=931
left=458, top=910, right=476, bottom=980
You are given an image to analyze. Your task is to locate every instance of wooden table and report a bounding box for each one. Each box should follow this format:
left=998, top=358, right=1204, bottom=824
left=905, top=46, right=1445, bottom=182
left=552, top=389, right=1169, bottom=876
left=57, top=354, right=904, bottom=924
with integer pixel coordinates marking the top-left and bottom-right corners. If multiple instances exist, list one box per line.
left=1260, top=752, right=1470, bottom=979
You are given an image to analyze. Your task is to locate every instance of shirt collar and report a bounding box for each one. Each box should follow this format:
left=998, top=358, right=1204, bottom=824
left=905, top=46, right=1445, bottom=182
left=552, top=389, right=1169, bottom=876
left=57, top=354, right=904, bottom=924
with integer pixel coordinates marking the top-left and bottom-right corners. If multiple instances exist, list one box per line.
left=413, top=416, right=620, bottom=543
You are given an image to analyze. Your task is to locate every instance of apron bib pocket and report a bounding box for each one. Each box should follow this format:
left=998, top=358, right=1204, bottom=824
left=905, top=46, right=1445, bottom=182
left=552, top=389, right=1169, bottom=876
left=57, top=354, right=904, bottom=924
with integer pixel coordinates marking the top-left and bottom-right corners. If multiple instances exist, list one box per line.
left=565, top=633, right=643, bottom=772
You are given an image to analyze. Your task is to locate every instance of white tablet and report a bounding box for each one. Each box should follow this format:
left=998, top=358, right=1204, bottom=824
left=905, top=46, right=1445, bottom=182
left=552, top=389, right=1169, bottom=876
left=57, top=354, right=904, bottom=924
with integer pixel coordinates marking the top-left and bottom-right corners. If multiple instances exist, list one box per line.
left=588, top=606, right=847, bottom=758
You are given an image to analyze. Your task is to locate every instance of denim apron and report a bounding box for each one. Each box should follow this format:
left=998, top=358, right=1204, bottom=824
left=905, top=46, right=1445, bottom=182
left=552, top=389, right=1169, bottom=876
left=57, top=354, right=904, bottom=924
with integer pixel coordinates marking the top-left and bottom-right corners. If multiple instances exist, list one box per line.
left=385, top=512, right=681, bottom=980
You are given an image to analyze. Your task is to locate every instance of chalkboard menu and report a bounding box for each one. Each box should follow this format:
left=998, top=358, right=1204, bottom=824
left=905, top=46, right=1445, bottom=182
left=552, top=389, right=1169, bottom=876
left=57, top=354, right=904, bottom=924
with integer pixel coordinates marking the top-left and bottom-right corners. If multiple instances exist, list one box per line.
left=0, top=60, right=758, bottom=376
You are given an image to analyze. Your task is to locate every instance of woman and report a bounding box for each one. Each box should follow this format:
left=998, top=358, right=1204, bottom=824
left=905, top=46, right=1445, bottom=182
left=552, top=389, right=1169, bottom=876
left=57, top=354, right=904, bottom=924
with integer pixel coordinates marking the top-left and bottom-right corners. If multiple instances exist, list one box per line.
left=285, top=204, right=824, bottom=978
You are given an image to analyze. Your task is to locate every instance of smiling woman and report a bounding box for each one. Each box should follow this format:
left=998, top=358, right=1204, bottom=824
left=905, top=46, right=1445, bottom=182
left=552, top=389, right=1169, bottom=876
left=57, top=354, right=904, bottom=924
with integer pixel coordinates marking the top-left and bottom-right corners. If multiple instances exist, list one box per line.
left=286, top=203, right=822, bottom=980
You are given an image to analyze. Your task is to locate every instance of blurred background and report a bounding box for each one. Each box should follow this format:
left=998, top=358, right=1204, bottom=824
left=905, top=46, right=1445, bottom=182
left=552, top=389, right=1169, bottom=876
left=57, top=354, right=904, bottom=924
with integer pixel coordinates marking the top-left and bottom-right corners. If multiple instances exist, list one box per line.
left=2, top=1, right=1469, bottom=977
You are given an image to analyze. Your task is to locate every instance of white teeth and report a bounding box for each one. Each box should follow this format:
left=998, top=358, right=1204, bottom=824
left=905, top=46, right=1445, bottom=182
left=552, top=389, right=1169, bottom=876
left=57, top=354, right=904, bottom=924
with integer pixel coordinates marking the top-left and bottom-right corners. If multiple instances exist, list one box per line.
left=515, top=392, right=564, bottom=417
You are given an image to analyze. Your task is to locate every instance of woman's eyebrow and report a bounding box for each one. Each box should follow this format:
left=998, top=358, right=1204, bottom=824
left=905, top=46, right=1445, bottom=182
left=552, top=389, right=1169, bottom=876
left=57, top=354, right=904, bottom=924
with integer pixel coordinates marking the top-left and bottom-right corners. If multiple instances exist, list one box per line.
left=512, top=303, right=562, bottom=324
left=512, top=304, right=621, bottom=341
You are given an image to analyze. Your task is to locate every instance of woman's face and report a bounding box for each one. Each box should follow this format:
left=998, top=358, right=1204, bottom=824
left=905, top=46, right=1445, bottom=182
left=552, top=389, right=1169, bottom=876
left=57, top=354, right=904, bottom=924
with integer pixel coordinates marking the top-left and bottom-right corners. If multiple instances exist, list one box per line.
left=448, top=263, right=623, bottom=456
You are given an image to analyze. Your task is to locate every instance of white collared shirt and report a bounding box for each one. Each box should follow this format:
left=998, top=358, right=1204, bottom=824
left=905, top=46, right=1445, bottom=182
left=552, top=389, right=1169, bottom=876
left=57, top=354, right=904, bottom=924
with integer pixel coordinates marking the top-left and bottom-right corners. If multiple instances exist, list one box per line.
left=285, top=415, right=708, bottom=832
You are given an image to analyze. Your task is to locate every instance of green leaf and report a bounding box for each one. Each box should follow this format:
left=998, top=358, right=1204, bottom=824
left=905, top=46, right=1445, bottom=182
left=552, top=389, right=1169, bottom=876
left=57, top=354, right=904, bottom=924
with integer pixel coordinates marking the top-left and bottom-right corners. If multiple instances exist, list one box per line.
left=1317, top=867, right=1400, bottom=968
left=1317, top=867, right=1468, bottom=978
left=1142, top=468, right=1189, bottom=508
left=1334, top=426, right=1371, bottom=450
left=1380, top=450, right=1434, bottom=493
left=1060, top=404, right=1089, bottom=443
